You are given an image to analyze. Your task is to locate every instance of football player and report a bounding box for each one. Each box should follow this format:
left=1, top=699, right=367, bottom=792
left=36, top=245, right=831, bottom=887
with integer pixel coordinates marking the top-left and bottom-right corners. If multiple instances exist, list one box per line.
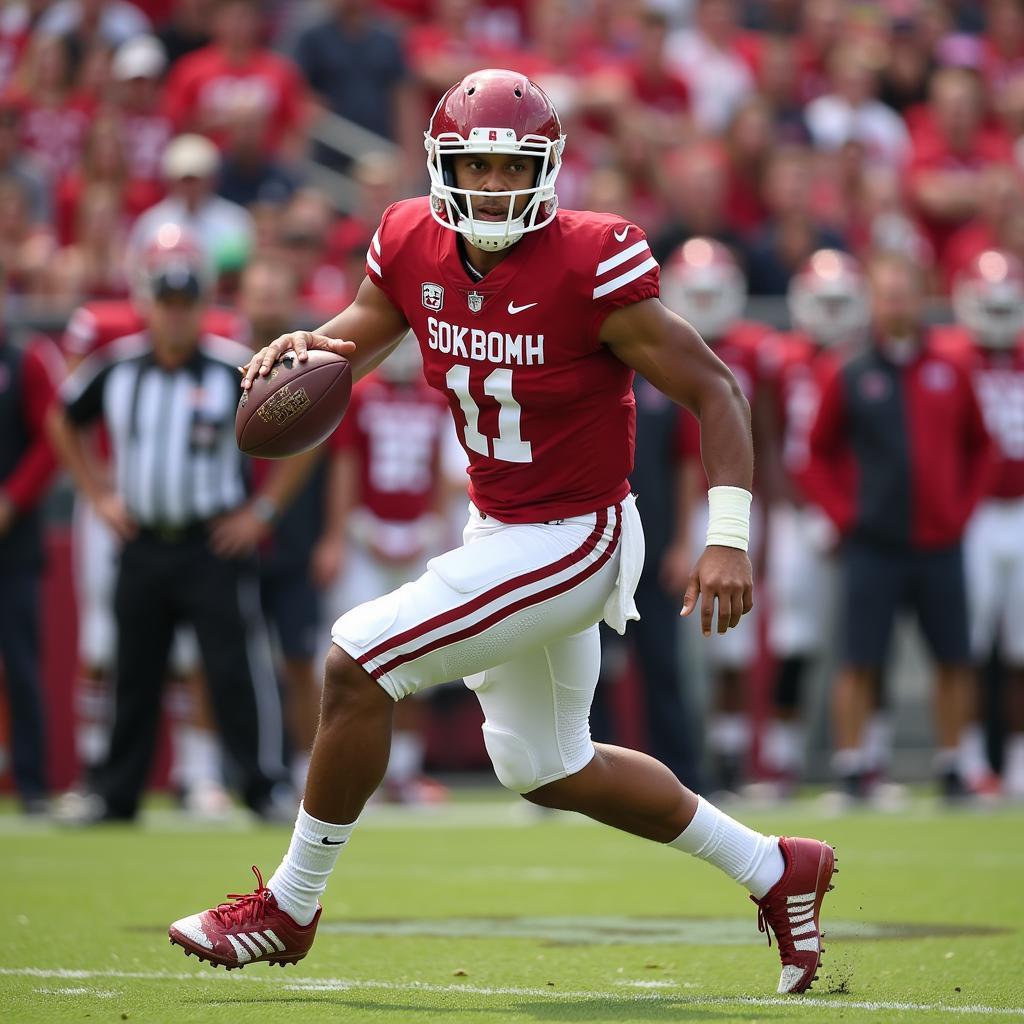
left=660, top=238, right=773, bottom=794
left=758, top=250, right=868, bottom=796
left=943, top=250, right=1024, bottom=799
left=170, top=70, right=835, bottom=994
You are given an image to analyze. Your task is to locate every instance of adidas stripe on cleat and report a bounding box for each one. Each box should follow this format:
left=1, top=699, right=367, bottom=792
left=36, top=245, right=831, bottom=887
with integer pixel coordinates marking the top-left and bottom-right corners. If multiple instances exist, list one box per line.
left=169, top=866, right=320, bottom=970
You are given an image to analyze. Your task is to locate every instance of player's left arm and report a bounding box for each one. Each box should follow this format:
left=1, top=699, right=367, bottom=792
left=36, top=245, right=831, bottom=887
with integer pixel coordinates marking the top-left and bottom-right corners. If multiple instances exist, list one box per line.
left=602, top=298, right=754, bottom=636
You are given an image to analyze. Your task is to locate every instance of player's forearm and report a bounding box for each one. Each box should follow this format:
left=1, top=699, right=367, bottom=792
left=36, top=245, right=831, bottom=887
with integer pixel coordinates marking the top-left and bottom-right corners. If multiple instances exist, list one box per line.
left=45, top=407, right=106, bottom=506
left=694, top=375, right=754, bottom=491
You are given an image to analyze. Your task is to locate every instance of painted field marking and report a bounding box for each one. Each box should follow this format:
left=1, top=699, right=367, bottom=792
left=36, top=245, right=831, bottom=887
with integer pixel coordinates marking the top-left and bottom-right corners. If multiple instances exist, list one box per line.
left=2, top=967, right=1023, bottom=1017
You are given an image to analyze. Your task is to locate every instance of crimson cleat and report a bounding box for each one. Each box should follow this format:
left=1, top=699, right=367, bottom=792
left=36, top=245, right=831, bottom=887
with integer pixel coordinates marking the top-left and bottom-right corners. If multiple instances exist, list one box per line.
left=169, top=866, right=320, bottom=970
left=750, top=836, right=835, bottom=994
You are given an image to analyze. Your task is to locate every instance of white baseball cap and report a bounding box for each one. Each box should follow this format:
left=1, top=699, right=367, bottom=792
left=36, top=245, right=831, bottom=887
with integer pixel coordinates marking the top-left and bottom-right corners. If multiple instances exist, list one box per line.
left=163, top=134, right=220, bottom=180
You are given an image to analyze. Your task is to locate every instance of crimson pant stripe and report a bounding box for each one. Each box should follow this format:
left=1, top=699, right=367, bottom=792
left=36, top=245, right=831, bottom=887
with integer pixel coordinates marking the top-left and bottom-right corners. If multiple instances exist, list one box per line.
left=359, top=508, right=610, bottom=666
left=367, top=507, right=622, bottom=680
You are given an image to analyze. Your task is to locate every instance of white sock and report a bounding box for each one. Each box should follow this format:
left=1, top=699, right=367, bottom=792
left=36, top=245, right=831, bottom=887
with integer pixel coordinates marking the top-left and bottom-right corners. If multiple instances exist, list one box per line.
left=267, top=802, right=357, bottom=926
left=1004, top=734, right=1024, bottom=795
left=669, top=796, right=785, bottom=899
left=387, top=731, right=424, bottom=785
left=863, top=713, right=890, bottom=773
left=959, top=724, right=989, bottom=783
left=763, top=720, right=803, bottom=775
left=171, top=725, right=222, bottom=791
left=710, top=713, right=749, bottom=756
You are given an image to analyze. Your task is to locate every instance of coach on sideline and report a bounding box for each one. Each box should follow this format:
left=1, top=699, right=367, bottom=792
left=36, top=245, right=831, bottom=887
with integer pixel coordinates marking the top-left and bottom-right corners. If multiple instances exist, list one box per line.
left=47, top=256, right=316, bottom=823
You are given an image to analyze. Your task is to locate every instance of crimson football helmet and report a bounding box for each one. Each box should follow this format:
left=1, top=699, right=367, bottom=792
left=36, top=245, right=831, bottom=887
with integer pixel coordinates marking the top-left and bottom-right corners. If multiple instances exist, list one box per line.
left=661, top=238, right=746, bottom=340
left=952, top=249, right=1024, bottom=349
left=787, top=249, right=869, bottom=346
left=425, top=68, right=565, bottom=252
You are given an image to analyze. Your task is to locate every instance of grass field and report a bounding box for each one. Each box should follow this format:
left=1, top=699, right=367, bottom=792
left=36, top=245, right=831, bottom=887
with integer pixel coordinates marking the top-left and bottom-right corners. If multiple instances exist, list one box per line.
left=2, top=791, right=1023, bottom=1023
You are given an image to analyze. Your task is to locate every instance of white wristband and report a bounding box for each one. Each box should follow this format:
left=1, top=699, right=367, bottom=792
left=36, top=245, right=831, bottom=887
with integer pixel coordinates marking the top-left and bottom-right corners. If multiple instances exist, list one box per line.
left=706, top=485, right=752, bottom=551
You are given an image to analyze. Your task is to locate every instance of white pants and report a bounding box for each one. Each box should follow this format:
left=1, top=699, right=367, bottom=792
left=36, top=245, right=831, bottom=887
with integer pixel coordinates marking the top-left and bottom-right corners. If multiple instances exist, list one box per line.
left=766, top=503, right=836, bottom=657
left=965, top=497, right=1024, bottom=663
left=72, top=498, right=200, bottom=675
left=332, top=497, right=644, bottom=792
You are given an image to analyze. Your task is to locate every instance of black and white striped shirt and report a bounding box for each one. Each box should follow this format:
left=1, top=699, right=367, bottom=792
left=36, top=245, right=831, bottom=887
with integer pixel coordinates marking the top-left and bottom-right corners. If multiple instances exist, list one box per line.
left=63, top=332, right=253, bottom=527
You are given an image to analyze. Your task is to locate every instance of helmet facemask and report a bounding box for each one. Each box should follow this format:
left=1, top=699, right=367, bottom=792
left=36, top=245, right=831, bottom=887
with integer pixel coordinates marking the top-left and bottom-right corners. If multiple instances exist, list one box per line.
left=425, top=126, right=564, bottom=252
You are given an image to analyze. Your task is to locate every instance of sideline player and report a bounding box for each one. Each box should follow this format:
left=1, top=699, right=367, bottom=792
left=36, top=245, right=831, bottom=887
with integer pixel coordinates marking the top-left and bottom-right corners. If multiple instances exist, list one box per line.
left=940, top=250, right=1024, bottom=798
left=169, top=70, right=835, bottom=995
left=757, top=250, right=868, bottom=795
left=660, top=238, right=773, bottom=794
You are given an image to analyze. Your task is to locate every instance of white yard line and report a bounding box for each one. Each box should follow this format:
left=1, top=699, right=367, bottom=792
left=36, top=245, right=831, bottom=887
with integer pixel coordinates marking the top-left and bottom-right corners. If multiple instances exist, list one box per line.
left=2, top=967, right=1022, bottom=1017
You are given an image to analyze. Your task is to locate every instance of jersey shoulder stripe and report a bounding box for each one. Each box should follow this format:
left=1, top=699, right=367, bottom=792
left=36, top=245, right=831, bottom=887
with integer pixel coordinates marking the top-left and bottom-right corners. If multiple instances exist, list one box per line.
left=593, top=255, right=658, bottom=300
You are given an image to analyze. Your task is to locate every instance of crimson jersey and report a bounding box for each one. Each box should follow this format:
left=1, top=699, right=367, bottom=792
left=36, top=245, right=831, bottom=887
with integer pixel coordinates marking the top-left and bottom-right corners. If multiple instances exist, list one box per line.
left=328, top=375, right=450, bottom=523
left=365, top=198, right=660, bottom=522
left=760, top=331, right=844, bottom=493
left=62, top=300, right=247, bottom=363
left=933, top=325, right=1024, bottom=499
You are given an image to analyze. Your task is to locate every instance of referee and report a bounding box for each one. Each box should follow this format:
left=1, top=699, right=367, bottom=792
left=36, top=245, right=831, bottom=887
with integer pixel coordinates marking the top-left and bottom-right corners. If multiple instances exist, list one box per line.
left=48, top=256, right=315, bottom=822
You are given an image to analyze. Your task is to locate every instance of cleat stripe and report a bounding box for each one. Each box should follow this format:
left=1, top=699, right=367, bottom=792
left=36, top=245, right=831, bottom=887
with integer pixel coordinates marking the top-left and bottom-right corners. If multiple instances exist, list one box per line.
left=250, top=933, right=274, bottom=953
left=237, top=933, right=263, bottom=956
left=793, top=936, right=819, bottom=952
left=226, top=934, right=251, bottom=963
left=786, top=892, right=816, bottom=905
left=789, top=908, right=815, bottom=924
left=791, top=920, right=817, bottom=936
left=264, top=929, right=287, bottom=952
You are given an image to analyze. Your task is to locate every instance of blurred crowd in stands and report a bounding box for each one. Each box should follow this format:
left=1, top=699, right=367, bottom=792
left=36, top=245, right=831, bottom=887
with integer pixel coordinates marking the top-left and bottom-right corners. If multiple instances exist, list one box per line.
left=2, top=0, right=1024, bottom=818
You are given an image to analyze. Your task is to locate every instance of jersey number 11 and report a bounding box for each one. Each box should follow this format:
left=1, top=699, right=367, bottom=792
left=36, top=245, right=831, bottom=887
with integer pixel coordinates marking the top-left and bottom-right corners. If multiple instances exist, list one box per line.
left=445, top=364, right=533, bottom=464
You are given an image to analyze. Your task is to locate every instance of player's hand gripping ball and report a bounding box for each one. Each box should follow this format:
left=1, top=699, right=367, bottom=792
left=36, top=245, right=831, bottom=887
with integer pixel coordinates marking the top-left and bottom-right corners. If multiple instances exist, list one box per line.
left=235, top=349, right=352, bottom=458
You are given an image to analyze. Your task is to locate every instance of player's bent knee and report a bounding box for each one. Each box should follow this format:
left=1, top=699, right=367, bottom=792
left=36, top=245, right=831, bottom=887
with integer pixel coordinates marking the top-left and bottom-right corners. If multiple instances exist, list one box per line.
left=481, top=723, right=544, bottom=794
left=321, top=645, right=387, bottom=713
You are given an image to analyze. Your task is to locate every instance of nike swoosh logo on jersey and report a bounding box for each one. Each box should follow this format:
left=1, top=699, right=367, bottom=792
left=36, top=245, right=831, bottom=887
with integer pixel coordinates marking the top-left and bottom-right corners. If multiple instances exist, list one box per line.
left=507, top=301, right=538, bottom=315
left=613, top=226, right=629, bottom=242
left=321, top=837, right=347, bottom=846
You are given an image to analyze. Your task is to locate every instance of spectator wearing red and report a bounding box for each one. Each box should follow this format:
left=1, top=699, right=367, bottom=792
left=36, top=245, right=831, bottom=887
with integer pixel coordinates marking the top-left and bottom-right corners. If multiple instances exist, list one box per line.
left=908, top=67, right=1013, bottom=266
left=651, top=142, right=743, bottom=265
left=109, top=34, right=173, bottom=183
left=163, top=0, right=307, bottom=158
left=274, top=188, right=353, bottom=323
left=0, top=1, right=43, bottom=93
left=7, top=32, right=94, bottom=182
left=943, top=163, right=1024, bottom=291
left=326, top=151, right=403, bottom=267
left=980, top=0, right=1024, bottom=103
left=721, top=97, right=774, bottom=237
left=806, top=253, right=994, bottom=802
left=666, top=0, right=755, bottom=135
left=56, top=114, right=162, bottom=246
left=0, top=264, right=64, bottom=814
left=625, top=7, right=690, bottom=147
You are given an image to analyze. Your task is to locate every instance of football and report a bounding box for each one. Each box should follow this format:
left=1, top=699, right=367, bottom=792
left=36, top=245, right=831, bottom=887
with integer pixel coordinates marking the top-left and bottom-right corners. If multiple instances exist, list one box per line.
left=235, top=349, right=352, bottom=458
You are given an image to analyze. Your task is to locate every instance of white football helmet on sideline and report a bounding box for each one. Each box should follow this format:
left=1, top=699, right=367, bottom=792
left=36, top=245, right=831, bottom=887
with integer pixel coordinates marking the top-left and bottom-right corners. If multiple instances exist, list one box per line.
left=425, top=68, right=565, bottom=252
left=661, top=238, right=746, bottom=341
left=953, top=250, right=1024, bottom=349
left=787, top=249, right=869, bottom=347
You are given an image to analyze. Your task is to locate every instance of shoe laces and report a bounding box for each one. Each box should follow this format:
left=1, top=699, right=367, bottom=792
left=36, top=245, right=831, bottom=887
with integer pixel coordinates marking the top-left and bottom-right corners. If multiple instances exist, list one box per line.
left=751, top=894, right=796, bottom=959
left=211, top=866, right=273, bottom=928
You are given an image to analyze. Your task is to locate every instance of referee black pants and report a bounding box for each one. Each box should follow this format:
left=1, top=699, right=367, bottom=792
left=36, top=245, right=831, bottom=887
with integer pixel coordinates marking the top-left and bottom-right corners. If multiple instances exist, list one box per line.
left=94, top=530, right=288, bottom=818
